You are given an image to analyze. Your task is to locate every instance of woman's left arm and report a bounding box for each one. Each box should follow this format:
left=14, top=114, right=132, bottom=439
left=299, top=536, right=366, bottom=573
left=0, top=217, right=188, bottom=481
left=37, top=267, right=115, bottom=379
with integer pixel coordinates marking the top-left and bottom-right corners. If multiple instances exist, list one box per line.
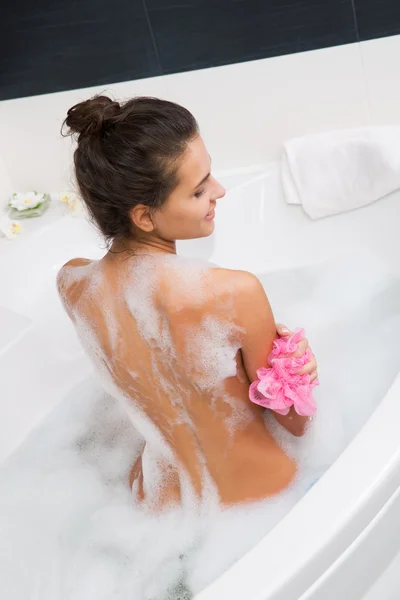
left=232, top=271, right=317, bottom=437
left=272, top=324, right=318, bottom=436
left=275, top=323, right=318, bottom=382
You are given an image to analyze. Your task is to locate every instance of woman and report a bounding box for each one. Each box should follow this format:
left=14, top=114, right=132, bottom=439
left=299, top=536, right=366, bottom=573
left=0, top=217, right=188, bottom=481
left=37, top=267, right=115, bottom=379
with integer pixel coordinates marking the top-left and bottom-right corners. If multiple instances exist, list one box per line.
left=58, top=96, right=318, bottom=510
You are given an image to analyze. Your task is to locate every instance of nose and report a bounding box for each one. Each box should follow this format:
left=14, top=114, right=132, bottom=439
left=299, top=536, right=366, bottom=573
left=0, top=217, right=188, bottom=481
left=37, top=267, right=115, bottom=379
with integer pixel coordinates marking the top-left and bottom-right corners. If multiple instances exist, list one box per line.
left=212, top=177, right=226, bottom=200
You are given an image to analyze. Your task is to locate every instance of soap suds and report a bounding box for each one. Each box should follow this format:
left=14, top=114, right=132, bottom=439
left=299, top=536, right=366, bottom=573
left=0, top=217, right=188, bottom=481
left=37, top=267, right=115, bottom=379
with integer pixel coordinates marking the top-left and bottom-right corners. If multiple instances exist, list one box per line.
left=2, top=253, right=400, bottom=599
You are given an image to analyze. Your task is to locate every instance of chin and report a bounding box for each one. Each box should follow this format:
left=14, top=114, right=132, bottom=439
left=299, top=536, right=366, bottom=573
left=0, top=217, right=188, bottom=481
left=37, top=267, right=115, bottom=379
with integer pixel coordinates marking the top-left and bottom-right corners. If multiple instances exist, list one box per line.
left=202, top=221, right=215, bottom=236
left=177, top=222, right=215, bottom=241
left=197, top=229, right=214, bottom=240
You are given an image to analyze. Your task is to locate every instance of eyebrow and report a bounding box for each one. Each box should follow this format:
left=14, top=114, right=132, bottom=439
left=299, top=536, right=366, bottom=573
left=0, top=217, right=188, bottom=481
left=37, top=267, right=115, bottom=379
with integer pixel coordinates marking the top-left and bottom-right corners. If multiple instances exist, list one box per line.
left=193, top=172, right=210, bottom=192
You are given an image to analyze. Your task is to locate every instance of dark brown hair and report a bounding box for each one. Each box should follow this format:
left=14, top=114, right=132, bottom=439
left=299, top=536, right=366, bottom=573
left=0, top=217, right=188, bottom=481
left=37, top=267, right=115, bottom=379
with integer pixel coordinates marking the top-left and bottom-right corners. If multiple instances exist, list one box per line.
left=63, top=95, right=199, bottom=242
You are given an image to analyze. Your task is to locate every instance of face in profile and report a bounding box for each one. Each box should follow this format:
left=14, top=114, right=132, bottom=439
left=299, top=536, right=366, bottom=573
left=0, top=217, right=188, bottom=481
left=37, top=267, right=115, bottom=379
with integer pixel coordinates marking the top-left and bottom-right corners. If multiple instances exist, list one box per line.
left=151, top=136, right=226, bottom=241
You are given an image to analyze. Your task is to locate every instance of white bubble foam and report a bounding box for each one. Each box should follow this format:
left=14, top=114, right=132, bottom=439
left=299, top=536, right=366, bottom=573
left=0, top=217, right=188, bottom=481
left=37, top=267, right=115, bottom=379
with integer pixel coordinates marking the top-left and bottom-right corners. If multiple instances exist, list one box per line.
left=2, top=252, right=400, bottom=599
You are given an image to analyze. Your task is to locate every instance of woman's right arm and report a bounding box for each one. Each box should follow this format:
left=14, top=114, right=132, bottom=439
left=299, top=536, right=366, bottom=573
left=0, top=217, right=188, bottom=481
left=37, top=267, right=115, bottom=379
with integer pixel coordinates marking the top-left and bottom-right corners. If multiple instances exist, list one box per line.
left=233, top=270, right=310, bottom=437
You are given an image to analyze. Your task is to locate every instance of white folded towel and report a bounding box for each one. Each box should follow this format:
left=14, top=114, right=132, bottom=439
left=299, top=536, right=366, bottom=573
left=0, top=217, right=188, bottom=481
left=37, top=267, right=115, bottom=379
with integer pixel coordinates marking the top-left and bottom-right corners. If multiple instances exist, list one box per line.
left=281, top=127, right=400, bottom=219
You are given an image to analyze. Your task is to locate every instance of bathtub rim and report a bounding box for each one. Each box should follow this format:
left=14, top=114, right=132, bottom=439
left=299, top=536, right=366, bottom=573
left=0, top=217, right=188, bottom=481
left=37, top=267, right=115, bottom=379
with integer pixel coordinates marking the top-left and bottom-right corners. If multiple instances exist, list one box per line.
left=1, top=164, right=400, bottom=599
left=195, top=371, right=400, bottom=600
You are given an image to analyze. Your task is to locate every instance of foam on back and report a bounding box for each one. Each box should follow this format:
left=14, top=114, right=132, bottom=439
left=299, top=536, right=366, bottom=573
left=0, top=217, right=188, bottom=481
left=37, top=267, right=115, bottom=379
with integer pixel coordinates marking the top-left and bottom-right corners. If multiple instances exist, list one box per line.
left=2, top=252, right=400, bottom=598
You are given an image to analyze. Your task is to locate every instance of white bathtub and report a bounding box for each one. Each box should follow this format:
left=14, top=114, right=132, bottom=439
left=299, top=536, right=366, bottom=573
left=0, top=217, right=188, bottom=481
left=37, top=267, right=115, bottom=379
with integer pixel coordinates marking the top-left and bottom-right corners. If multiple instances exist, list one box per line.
left=1, top=165, right=400, bottom=600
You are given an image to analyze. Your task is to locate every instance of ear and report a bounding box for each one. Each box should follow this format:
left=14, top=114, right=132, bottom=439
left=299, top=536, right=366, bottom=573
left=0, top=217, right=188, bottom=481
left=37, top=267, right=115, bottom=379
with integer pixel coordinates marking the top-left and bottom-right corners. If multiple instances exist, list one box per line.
left=130, top=204, right=155, bottom=233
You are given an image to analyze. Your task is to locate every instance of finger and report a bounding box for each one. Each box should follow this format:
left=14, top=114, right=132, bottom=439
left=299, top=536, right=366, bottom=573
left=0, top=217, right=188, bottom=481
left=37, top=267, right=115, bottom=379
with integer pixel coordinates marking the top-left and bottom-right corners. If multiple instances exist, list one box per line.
left=292, top=338, right=309, bottom=358
left=279, top=338, right=308, bottom=359
left=276, top=323, right=292, bottom=337
left=299, top=356, right=317, bottom=374
left=310, top=370, right=318, bottom=383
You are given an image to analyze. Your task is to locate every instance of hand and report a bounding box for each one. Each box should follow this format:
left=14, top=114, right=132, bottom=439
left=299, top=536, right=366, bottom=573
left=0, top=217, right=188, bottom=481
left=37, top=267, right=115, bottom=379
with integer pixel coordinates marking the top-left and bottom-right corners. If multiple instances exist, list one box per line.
left=275, top=324, right=318, bottom=383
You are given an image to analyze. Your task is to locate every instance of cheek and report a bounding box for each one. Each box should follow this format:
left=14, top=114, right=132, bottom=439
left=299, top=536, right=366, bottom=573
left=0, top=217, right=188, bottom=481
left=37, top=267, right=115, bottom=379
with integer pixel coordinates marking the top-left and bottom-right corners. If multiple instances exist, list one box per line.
left=153, top=204, right=195, bottom=233
left=178, top=197, right=208, bottom=221
left=195, top=196, right=209, bottom=215
left=155, top=195, right=210, bottom=234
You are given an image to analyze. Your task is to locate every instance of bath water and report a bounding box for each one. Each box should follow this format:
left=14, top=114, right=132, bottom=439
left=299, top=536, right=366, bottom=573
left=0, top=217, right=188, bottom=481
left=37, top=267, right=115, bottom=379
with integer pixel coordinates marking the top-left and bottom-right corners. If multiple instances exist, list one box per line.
left=1, top=253, right=400, bottom=600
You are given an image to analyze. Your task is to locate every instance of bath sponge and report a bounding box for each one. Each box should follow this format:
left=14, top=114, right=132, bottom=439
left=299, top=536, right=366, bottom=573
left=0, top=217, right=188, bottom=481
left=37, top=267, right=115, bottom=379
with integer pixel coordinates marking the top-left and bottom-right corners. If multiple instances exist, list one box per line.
left=249, top=329, right=318, bottom=417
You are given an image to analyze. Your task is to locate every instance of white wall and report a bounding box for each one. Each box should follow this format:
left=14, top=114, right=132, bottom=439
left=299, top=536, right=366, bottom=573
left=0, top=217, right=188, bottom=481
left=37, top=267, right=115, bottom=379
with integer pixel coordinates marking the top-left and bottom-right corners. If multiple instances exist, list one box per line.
left=0, top=155, right=13, bottom=202
left=1, top=36, right=400, bottom=195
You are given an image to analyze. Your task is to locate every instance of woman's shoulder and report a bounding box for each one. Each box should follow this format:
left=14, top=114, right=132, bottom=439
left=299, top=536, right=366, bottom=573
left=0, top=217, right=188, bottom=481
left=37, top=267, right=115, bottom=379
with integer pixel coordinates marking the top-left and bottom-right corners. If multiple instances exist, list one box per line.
left=207, top=267, right=264, bottom=300
left=160, top=258, right=264, bottom=315
left=56, top=257, right=97, bottom=306
left=57, top=257, right=94, bottom=284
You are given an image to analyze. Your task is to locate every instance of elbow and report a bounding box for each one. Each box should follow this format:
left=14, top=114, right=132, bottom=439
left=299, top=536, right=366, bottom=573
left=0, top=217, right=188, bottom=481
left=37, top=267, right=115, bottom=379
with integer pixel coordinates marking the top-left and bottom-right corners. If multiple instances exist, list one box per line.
left=287, top=419, right=308, bottom=437
left=290, top=425, right=307, bottom=437
left=273, top=412, right=309, bottom=437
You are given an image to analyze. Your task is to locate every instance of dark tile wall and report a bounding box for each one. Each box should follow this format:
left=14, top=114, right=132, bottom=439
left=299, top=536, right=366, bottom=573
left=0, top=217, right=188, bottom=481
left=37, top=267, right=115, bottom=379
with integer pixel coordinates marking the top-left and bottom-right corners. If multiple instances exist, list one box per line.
left=353, top=0, right=400, bottom=41
left=1, top=0, right=161, bottom=100
left=146, top=0, right=356, bottom=74
left=0, top=0, right=399, bottom=101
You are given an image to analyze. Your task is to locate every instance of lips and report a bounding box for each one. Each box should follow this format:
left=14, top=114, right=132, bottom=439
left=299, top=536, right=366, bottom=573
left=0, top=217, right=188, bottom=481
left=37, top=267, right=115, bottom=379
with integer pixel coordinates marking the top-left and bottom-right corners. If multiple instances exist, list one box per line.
left=205, top=207, right=215, bottom=221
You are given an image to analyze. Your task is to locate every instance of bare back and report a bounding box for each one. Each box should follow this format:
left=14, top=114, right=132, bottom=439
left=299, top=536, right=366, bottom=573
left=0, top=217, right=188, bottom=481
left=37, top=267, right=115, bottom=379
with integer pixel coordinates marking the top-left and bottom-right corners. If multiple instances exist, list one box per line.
left=57, top=252, right=296, bottom=508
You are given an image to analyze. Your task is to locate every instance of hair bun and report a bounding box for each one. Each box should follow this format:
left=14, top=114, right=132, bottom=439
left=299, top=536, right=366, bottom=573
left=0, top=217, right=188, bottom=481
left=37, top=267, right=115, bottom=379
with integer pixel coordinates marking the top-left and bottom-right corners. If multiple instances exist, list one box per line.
left=64, top=95, right=120, bottom=138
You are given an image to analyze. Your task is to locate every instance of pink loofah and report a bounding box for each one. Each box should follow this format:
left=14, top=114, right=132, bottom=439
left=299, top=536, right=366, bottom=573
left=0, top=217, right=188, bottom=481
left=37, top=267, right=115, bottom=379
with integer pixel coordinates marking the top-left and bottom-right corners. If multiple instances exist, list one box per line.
left=249, top=329, right=318, bottom=417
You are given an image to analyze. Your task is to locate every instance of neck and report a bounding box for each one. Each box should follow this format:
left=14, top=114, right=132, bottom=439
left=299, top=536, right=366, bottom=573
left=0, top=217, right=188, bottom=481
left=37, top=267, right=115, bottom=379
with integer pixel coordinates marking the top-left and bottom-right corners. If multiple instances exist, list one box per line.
left=110, top=233, right=177, bottom=256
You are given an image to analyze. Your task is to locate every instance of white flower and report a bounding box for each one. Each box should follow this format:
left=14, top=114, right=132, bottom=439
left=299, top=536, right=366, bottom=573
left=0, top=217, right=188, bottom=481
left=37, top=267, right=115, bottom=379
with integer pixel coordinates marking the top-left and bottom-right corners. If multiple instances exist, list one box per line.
left=59, top=192, right=84, bottom=217
left=59, top=193, right=70, bottom=204
left=0, top=215, right=22, bottom=239
left=9, top=191, right=45, bottom=212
